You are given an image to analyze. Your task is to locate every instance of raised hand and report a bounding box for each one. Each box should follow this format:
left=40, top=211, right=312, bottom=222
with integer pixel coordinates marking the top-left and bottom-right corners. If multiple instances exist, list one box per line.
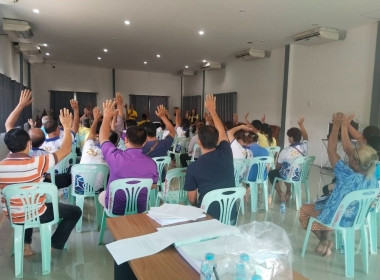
left=204, top=94, right=216, bottom=112
left=19, top=89, right=33, bottom=108
left=298, top=116, right=305, bottom=126
left=155, top=105, right=167, bottom=119
left=28, top=118, right=36, bottom=128
left=102, top=99, right=115, bottom=120
left=261, top=114, right=266, bottom=123
left=332, top=112, right=344, bottom=126
left=114, top=92, right=123, bottom=107
left=59, top=108, right=73, bottom=129
left=93, top=107, right=101, bottom=122
left=70, top=99, right=79, bottom=111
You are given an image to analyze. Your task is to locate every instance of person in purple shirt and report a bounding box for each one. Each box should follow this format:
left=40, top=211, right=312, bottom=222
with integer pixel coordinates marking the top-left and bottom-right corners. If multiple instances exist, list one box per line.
left=98, top=98, right=158, bottom=215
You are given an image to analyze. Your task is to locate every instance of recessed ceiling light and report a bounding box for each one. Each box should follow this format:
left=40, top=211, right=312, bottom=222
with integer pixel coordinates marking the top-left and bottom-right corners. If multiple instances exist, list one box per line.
left=37, top=46, right=41, bottom=50
left=33, top=9, right=40, bottom=14
left=156, top=54, right=161, bottom=58
left=185, top=65, right=189, bottom=69
left=42, top=43, right=48, bottom=47
left=202, top=59, right=207, bottom=63
left=103, top=49, right=108, bottom=53
left=97, top=57, right=101, bottom=60
left=198, top=30, right=205, bottom=35
left=124, top=20, right=130, bottom=25
left=45, top=52, right=50, bottom=56
left=144, top=61, right=148, bottom=65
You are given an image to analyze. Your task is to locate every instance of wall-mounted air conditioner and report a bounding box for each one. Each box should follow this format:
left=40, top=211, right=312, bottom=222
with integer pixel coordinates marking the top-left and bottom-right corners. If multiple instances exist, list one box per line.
left=180, top=70, right=196, bottom=76
left=14, top=43, right=41, bottom=55
left=28, top=55, right=44, bottom=64
left=200, top=61, right=223, bottom=70
left=0, top=0, right=19, bottom=4
left=235, top=48, right=271, bottom=61
left=293, top=27, right=345, bottom=46
left=2, top=18, right=33, bottom=39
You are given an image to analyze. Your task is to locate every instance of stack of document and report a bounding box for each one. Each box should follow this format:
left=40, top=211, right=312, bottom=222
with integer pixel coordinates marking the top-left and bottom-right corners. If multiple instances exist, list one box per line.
left=147, top=203, right=206, bottom=226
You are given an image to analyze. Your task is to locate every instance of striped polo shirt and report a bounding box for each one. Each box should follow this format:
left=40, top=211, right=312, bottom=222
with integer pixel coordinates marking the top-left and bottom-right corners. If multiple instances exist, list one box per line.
left=0, top=153, right=57, bottom=223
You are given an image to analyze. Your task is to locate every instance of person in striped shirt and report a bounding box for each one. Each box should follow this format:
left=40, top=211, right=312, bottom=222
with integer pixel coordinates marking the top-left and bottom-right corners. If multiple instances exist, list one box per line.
left=0, top=90, right=82, bottom=256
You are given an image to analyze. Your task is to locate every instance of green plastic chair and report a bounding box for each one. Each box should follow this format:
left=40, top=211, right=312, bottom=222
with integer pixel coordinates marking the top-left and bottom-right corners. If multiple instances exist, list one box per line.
left=368, top=162, right=380, bottom=254
left=301, top=188, right=380, bottom=278
left=155, top=167, right=188, bottom=206
left=200, top=187, right=246, bottom=226
left=151, top=156, right=171, bottom=207
left=270, top=156, right=306, bottom=210
left=71, top=164, right=109, bottom=232
left=265, top=146, right=280, bottom=169
left=233, top=158, right=250, bottom=188
left=98, top=178, right=153, bottom=244
left=167, top=137, right=190, bottom=167
left=187, top=143, right=200, bottom=166
left=300, top=155, right=316, bottom=204
left=117, top=138, right=126, bottom=150
left=2, top=183, right=60, bottom=278
left=245, top=156, right=273, bottom=212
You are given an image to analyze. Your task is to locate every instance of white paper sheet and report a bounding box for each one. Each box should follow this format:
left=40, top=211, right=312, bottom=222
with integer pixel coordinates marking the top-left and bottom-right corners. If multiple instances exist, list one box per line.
left=106, top=231, right=175, bottom=265
left=149, top=203, right=205, bottom=220
left=146, top=213, right=189, bottom=226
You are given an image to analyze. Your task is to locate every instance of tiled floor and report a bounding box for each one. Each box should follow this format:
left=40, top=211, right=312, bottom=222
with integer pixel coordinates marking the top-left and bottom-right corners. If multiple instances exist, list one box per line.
left=0, top=165, right=379, bottom=280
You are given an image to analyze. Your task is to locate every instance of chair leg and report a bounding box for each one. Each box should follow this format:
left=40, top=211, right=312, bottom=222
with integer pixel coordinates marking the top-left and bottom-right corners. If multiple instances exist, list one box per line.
left=98, top=211, right=107, bottom=245
left=40, top=224, right=52, bottom=275
left=294, top=182, right=302, bottom=210
left=368, top=211, right=378, bottom=254
left=335, top=230, right=343, bottom=251
left=95, top=195, right=103, bottom=229
left=270, top=178, right=278, bottom=208
left=304, top=181, right=310, bottom=204
left=75, top=196, right=85, bottom=233
left=301, top=218, right=314, bottom=257
left=13, top=227, right=25, bottom=278
left=263, top=181, right=269, bottom=211
left=360, top=226, right=369, bottom=274
left=250, top=182, right=258, bottom=212
left=344, top=229, right=355, bottom=278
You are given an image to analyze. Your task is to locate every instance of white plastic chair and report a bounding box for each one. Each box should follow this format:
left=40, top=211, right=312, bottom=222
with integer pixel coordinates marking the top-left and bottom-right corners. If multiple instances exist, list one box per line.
left=155, top=167, right=188, bottom=206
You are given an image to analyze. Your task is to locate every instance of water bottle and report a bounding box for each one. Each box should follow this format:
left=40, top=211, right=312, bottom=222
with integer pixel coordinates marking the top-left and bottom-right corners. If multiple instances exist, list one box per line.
left=175, top=141, right=182, bottom=153
left=280, top=202, right=286, bottom=213
left=63, top=187, right=68, bottom=199
left=234, top=253, right=252, bottom=280
left=200, top=253, right=215, bottom=280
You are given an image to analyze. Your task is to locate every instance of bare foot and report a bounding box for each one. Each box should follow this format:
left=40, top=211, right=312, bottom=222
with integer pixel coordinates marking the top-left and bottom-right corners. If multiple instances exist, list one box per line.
left=323, top=241, right=334, bottom=257
left=315, top=240, right=328, bottom=256
left=24, top=244, right=35, bottom=256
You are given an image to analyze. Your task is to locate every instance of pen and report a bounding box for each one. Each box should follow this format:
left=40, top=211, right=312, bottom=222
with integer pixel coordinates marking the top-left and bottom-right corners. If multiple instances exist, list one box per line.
left=213, top=266, right=220, bottom=280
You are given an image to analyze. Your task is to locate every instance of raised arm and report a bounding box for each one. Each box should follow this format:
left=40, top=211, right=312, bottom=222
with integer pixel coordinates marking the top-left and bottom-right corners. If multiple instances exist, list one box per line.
left=156, top=105, right=175, bottom=138
left=298, top=117, right=308, bottom=141
left=70, top=99, right=80, bottom=134
left=205, top=94, right=227, bottom=143
left=99, top=100, right=115, bottom=145
left=87, top=107, right=101, bottom=141
left=244, top=112, right=251, bottom=126
left=346, top=114, right=366, bottom=144
left=341, top=113, right=355, bottom=156
left=114, top=92, right=124, bottom=118
left=175, top=108, right=181, bottom=128
left=54, top=108, right=73, bottom=162
left=227, top=124, right=253, bottom=143
left=327, top=113, right=343, bottom=169
left=5, top=89, right=33, bottom=131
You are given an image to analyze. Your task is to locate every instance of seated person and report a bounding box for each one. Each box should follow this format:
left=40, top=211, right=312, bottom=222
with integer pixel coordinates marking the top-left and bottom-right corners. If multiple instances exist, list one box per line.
left=1, top=90, right=81, bottom=256
left=142, top=105, right=175, bottom=158
left=137, top=113, right=150, bottom=126
left=247, top=133, right=270, bottom=182
left=268, top=117, right=308, bottom=202
left=184, top=95, right=235, bottom=221
left=299, top=113, right=378, bottom=257
left=180, top=121, right=204, bottom=167
left=98, top=99, right=158, bottom=215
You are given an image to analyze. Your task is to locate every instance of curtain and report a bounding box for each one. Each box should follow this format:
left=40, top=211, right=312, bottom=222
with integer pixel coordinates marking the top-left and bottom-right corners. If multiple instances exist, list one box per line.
left=50, top=90, right=74, bottom=119
left=130, top=95, right=169, bottom=122
left=0, top=74, right=12, bottom=133
left=183, top=95, right=201, bottom=118
left=215, top=92, right=237, bottom=122
left=76, top=91, right=97, bottom=115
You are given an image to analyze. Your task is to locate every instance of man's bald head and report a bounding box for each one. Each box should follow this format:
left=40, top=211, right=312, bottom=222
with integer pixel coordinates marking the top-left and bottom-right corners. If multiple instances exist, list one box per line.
left=41, top=115, right=52, bottom=125
left=28, top=128, right=45, bottom=148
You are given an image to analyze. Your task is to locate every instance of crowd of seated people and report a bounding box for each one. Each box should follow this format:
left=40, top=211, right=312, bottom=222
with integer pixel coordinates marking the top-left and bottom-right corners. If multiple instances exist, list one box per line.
left=1, top=89, right=380, bottom=265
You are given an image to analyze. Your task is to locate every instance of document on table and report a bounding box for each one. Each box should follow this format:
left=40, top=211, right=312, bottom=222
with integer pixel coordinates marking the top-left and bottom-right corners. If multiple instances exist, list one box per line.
left=106, top=231, right=175, bottom=265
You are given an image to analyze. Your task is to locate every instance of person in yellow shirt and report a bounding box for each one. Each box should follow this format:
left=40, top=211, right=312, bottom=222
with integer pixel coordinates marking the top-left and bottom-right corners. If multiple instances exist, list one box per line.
left=125, top=103, right=138, bottom=120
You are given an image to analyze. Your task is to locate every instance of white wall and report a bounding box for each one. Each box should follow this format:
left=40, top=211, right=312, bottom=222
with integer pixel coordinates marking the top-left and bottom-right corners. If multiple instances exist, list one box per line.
left=31, top=64, right=113, bottom=117
left=287, top=23, right=377, bottom=165
left=116, top=69, right=181, bottom=113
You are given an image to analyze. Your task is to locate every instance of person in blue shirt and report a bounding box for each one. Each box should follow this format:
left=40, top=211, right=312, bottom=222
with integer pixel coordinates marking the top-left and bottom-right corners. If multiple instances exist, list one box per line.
left=299, top=113, right=378, bottom=257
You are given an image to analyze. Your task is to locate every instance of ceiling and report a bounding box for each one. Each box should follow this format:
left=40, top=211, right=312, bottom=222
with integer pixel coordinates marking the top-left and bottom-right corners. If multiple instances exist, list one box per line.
left=0, top=0, right=379, bottom=74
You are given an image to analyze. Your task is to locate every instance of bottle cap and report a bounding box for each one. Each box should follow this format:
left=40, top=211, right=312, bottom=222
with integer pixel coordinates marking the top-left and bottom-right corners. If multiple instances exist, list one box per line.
left=240, top=253, right=249, bottom=262
left=205, top=253, right=215, bottom=260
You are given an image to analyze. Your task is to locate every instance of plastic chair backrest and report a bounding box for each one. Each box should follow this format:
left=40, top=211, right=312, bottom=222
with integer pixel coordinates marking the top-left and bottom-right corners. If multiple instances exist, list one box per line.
left=117, top=138, right=126, bottom=151
left=329, top=188, right=380, bottom=229
left=265, top=146, right=281, bottom=163
left=156, top=131, right=164, bottom=140
left=167, top=138, right=180, bottom=155
left=247, top=156, right=273, bottom=183
left=70, top=164, right=109, bottom=196
left=56, top=152, right=77, bottom=174
left=190, top=143, right=200, bottom=161
left=163, top=167, right=187, bottom=199
left=153, top=156, right=171, bottom=186
left=106, top=178, right=153, bottom=216
left=301, top=156, right=315, bottom=182
left=201, top=187, right=246, bottom=225
left=233, top=158, right=250, bottom=187
left=285, top=156, right=306, bottom=182
left=2, top=183, right=59, bottom=228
